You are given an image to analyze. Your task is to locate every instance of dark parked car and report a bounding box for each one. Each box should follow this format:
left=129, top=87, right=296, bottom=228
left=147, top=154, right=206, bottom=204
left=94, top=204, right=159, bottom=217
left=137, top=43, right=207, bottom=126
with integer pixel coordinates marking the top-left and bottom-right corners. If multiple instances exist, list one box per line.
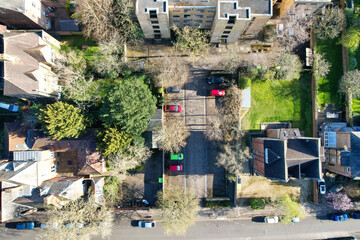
left=331, top=213, right=348, bottom=221
left=166, top=87, right=180, bottom=93
left=350, top=212, right=360, bottom=219
left=207, top=77, right=225, bottom=84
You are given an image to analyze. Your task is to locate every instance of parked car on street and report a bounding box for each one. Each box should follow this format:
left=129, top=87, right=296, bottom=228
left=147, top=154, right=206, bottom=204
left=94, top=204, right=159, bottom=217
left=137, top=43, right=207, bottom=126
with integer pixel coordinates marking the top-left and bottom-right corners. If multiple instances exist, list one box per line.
left=210, top=89, right=225, bottom=96
left=331, top=213, right=348, bottom=221
left=138, top=220, right=156, bottom=228
left=164, top=105, right=182, bottom=112
left=264, top=216, right=279, bottom=223
left=16, top=222, right=35, bottom=230
left=170, top=153, right=183, bottom=160
left=166, top=87, right=180, bottom=93
left=169, top=164, right=183, bottom=171
left=207, top=76, right=225, bottom=84
left=291, top=217, right=300, bottom=223
left=350, top=212, right=360, bottom=219
left=318, top=179, right=326, bottom=194
left=0, top=102, right=19, bottom=112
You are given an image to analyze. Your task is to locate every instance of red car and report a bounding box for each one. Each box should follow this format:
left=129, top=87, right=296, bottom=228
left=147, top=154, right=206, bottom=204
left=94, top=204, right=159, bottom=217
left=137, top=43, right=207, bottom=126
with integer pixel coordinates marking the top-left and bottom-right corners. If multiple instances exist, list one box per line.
left=164, top=105, right=182, bottom=112
left=210, top=89, right=225, bottom=96
left=169, top=164, right=183, bottom=171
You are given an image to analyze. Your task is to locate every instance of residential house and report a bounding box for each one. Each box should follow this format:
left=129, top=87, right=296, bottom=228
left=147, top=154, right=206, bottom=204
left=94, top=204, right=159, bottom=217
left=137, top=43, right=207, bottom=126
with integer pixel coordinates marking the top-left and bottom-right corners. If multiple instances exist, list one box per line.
left=322, top=124, right=360, bottom=179
left=252, top=128, right=322, bottom=182
left=1, top=30, right=60, bottom=99
left=0, top=0, right=51, bottom=30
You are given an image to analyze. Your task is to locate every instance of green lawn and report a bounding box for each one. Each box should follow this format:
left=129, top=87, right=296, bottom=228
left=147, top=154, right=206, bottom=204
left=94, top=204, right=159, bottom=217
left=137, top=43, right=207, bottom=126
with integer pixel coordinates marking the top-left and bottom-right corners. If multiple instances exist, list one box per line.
left=351, top=45, right=360, bottom=114
left=60, top=35, right=99, bottom=63
left=242, top=72, right=313, bottom=136
left=315, top=38, right=343, bottom=107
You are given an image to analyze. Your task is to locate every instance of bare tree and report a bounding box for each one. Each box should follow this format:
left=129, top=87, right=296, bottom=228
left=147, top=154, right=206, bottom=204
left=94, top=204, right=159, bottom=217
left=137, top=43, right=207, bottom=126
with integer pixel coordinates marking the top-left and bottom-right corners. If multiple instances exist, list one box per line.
left=108, top=141, right=152, bottom=181
left=282, top=8, right=313, bottom=49
left=274, top=50, right=302, bottom=81
left=156, top=187, right=199, bottom=236
left=149, top=53, right=189, bottom=88
left=37, top=195, right=113, bottom=240
left=313, top=52, right=331, bottom=79
left=339, top=69, right=360, bottom=98
left=314, top=7, right=345, bottom=40
left=55, top=49, right=100, bottom=109
left=156, top=118, right=190, bottom=153
left=172, top=26, right=209, bottom=57
left=74, top=0, right=142, bottom=45
left=216, top=139, right=251, bottom=176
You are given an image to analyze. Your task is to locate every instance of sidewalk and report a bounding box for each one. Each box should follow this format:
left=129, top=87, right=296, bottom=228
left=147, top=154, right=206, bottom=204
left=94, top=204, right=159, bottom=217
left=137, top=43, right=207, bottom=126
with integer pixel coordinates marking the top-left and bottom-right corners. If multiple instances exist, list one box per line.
left=115, top=203, right=332, bottom=222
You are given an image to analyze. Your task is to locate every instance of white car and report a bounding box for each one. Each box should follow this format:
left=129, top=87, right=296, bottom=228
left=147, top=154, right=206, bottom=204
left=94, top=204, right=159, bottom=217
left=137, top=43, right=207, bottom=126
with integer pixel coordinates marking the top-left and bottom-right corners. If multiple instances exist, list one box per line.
left=318, top=179, right=326, bottom=194
left=264, top=216, right=279, bottom=223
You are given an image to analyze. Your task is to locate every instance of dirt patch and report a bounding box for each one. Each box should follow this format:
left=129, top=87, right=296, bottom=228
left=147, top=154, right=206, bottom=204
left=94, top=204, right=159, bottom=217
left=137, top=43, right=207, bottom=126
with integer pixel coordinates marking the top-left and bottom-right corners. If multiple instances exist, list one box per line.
left=238, top=176, right=313, bottom=203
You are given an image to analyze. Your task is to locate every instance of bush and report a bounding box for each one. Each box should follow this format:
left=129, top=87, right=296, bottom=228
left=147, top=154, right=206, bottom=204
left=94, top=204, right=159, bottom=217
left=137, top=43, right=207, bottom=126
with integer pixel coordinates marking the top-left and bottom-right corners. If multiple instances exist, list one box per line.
left=205, top=200, right=231, bottom=208
left=238, top=76, right=251, bottom=89
left=103, top=176, right=120, bottom=203
left=250, top=198, right=266, bottom=209
left=263, top=25, right=277, bottom=42
left=246, top=68, right=259, bottom=80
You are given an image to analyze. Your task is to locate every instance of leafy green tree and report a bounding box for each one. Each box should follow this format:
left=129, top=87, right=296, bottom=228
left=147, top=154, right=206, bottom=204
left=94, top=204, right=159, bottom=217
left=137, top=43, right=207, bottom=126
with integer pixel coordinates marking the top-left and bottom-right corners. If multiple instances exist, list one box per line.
left=103, top=176, right=121, bottom=203
left=279, top=195, right=305, bottom=224
left=97, top=127, right=133, bottom=158
left=100, top=76, right=157, bottom=136
left=172, top=26, right=209, bottom=56
left=250, top=198, right=266, bottom=209
left=39, top=102, right=86, bottom=140
left=238, top=76, right=251, bottom=89
left=314, top=7, right=345, bottom=40
left=38, top=194, right=113, bottom=240
left=341, top=26, right=360, bottom=51
left=156, top=187, right=199, bottom=236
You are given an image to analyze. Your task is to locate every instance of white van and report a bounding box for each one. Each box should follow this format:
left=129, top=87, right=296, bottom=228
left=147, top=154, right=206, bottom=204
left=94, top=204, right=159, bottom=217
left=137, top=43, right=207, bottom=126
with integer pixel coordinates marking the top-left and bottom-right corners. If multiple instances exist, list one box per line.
left=264, top=216, right=279, bottom=223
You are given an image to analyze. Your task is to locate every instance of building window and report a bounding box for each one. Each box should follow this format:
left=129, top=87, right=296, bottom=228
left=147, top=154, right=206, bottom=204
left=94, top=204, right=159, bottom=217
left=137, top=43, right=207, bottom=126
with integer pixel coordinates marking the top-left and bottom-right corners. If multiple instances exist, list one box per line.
left=346, top=167, right=351, bottom=172
left=184, top=9, right=191, bottom=13
left=221, top=35, right=228, bottom=38
left=184, top=15, right=190, bottom=18
left=151, top=20, right=159, bottom=24
left=206, top=20, right=212, bottom=23
left=154, top=30, right=161, bottom=33
left=173, top=15, right=180, bottom=18
left=184, top=19, right=191, bottom=22
left=196, top=20, right=202, bottom=23
left=197, top=15, right=203, bottom=18
left=207, top=16, right=213, bottom=18
left=154, top=34, right=161, bottom=39
left=173, top=20, right=180, bottom=23
left=150, top=10, right=157, bottom=19
left=311, top=3, right=318, bottom=5
left=153, top=25, right=160, bottom=29
left=228, top=16, right=236, bottom=24
left=197, top=9, right=204, bottom=13
left=225, top=26, right=233, bottom=29
left=173, top=10, right=180, bottom=12
left=208, top=10, right=216, bottom=13
left=223, top=31, right=231, bottom=34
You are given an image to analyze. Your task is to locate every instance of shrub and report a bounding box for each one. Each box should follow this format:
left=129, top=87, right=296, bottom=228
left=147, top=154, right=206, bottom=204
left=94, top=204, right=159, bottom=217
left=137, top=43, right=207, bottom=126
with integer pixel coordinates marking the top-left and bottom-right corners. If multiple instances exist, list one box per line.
left=238, top=76, right=251, bottom=89
left=205, top=200, right=231, bottom=208
left=250, top=198, right=266, bottom=209
left=263, top=24, right=277, bottom=42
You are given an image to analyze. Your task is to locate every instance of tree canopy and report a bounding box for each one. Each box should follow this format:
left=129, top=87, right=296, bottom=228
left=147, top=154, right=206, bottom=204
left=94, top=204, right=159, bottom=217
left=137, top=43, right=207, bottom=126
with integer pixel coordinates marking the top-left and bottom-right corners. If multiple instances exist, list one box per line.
left=74, top=0, right=143, bottom=45
left=97, top=127, right=133, bottom=158
left=39, top=102, right=86, bottom=140
left=156, top=187, right=199, bottom=236
left=156, top=118, right=190, bottom=153
left=275, top=51, right=302, bottom=81
left=326, top=192, right=353, bottom=211
left=313, top=52, right=331, bottom=79
left=279, top=195, right=305, bottom=224
left=340, top=26, right=360, bottom=52
left=100, top=76, right=157, bottom=136
left=38, top=195, right=113, bottom=240
left=172, top=26, right=209, bottom=56
left=314, top=7, right=345, bottom=40
left=339, top=69, right=360, bottom=98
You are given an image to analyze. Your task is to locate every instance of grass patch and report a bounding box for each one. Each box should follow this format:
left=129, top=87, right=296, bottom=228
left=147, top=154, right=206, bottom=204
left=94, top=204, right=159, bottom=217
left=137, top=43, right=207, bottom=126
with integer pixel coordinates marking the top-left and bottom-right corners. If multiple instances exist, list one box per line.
left=242, top=72, right=312, bottom=136
left=60, top=35, right=97, bottom=49
left=205, top=200, right=230, bottom=208
left=315, top=38, right=343, bottom=107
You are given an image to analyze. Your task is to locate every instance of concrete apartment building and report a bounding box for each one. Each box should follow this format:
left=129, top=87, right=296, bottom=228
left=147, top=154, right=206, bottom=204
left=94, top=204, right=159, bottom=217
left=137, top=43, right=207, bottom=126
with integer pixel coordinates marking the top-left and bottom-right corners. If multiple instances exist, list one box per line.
left=136, top=0, right=330, bottom=43
left=0, top=0, right=52, bottom=30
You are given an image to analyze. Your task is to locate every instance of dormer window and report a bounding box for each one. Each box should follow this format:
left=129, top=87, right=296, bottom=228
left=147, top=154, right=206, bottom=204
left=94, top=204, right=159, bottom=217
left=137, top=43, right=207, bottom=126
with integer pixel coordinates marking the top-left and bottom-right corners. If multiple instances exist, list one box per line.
left=228, top=16, right=236, bottom=24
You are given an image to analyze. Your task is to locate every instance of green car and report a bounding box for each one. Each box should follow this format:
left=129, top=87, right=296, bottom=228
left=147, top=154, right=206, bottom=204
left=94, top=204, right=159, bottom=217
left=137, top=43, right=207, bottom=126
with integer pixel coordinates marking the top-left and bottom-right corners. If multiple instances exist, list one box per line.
left=170, top=153, right=183, bottom=160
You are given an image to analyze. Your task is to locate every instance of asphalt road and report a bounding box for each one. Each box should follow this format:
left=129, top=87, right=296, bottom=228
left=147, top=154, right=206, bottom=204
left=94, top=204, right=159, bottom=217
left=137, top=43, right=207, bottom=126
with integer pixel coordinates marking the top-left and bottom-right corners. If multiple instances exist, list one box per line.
left=2, top=217, right=359, bottom=240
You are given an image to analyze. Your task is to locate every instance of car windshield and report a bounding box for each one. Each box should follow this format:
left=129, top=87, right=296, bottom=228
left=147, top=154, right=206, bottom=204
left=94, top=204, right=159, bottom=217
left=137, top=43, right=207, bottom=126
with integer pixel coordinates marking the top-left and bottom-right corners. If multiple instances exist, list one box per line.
left=177, top=166, right=180, bottom=170
left=175, top=106, right=178, bottom=111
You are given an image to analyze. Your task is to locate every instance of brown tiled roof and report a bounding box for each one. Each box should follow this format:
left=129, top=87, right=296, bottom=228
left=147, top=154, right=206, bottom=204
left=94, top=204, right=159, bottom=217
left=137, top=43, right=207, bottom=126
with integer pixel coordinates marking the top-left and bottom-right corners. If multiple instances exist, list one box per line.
left=5, top=122, right=103, bottom=175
